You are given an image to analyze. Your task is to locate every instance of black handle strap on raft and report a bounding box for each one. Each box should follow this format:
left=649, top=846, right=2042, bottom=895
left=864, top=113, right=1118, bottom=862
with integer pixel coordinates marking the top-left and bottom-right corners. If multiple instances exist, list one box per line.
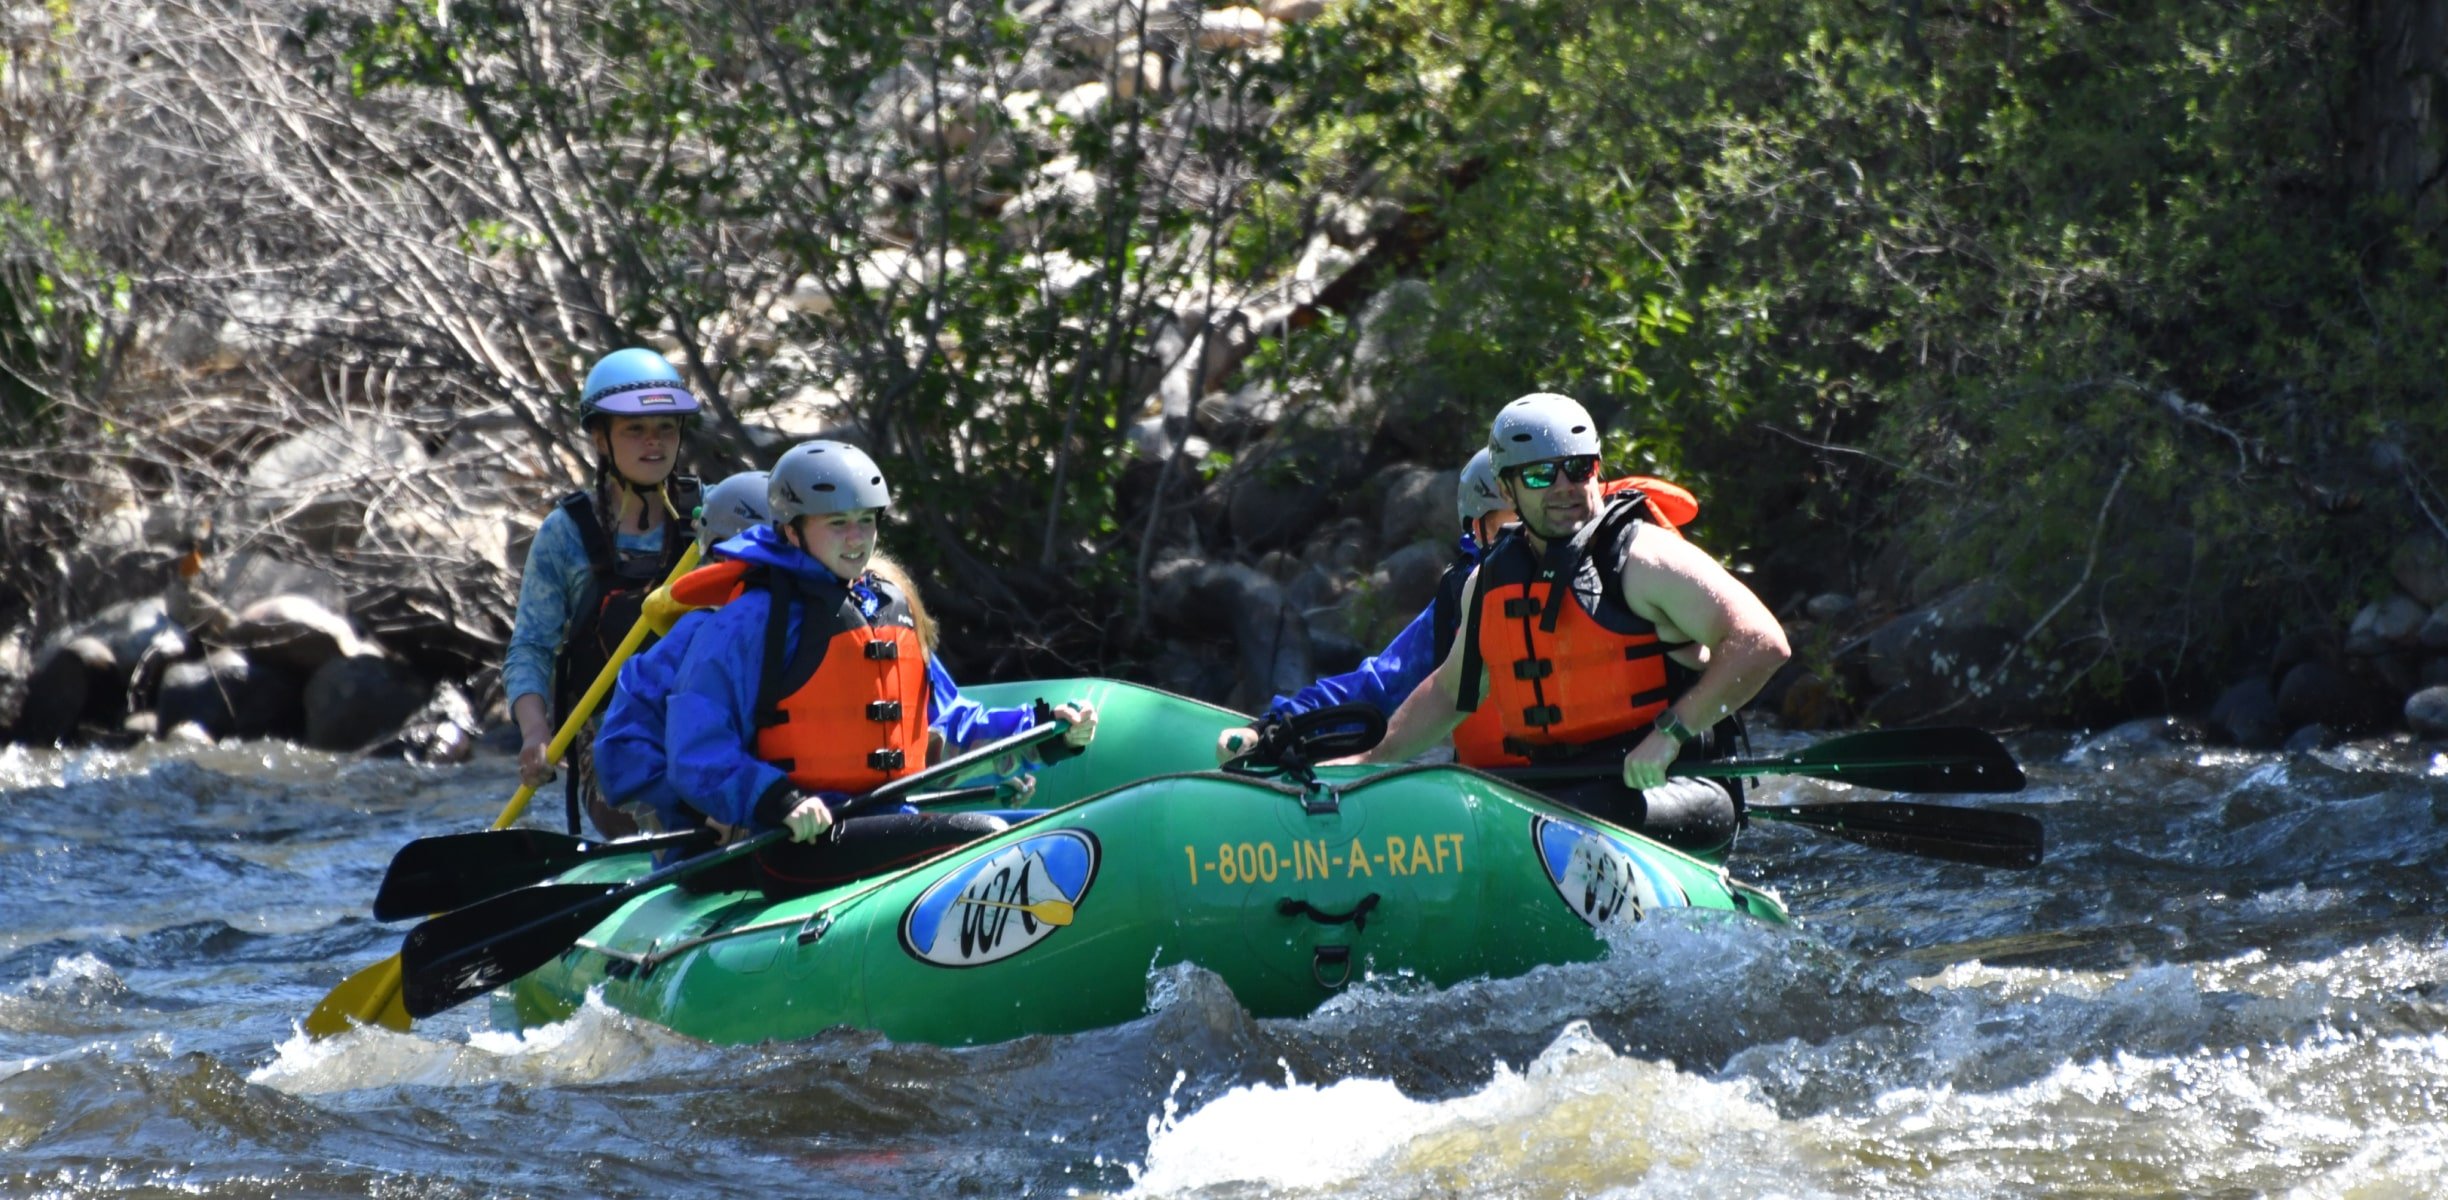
left=1276, top=892, right=1380, bottom=932
left=1223, top=703, right=1388, bottom=781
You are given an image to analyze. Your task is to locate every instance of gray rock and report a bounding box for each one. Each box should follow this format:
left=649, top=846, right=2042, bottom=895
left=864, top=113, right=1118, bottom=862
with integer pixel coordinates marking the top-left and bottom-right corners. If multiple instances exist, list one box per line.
left=1226, top=435, right=1362, bottom=552
left=2424, top=656, right=2448, bottom=688
left=2389, top=535, right=2448, bottom=607
left=2282, top=724, right=2336, bottom=753
left=2406, top=685, right=2448, bottom=738
left=1373, top=541, right=1448, bottom=619
left=155, top=649, right=305, bottom=742
left=2208, top=678, right=2285, bottom=748
left=304, top=655, right=432, bottom=751
left=215, top=549, right=352, bottom=615
left=2345, top=594, right=2429, bottom=654
left=225, top=594, right=378, bottom=678
left=2420, top=602, right=2448, bottom=650
left=1373, top=464, right=1451, bottom=550
left=0, top=626, right=26, bottom=739
left=11, top=638, right=101, bottom=746
left=244, top=425, right=432, bottom=555
left=1806, top=592, right=1858, bottom=621
left=2276, top=658, right=2370, bottom=731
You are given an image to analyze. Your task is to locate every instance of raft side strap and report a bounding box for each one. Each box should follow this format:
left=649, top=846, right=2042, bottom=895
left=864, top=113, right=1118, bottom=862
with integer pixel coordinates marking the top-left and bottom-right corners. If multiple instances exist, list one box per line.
left=1276, top=892, right=1381, bottom=933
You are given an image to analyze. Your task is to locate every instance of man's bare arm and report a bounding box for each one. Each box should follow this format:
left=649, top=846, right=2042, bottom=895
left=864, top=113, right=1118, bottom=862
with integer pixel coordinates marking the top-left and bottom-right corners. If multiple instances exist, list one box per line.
left=1622, top=524, right=1791, bottom=730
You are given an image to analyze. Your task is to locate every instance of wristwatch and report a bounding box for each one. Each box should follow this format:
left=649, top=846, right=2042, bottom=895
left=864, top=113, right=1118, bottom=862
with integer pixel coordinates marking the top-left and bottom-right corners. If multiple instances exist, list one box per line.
left=1652, top=709, right=1698, bottom=745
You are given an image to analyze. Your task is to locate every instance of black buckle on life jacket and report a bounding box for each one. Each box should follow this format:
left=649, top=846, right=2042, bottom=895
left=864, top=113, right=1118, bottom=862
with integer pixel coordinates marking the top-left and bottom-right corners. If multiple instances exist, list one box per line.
left=863, top=640, right=899, bottom=660
left=866, top=700, right=902, bottom=723
left=867, top=748, right=906, bottom=770
left=1521, top=704, right=1561, bottom=727
left=1502, top=598, right=1540, bottom=619
left=1511, top=658, right=1553, bottom=680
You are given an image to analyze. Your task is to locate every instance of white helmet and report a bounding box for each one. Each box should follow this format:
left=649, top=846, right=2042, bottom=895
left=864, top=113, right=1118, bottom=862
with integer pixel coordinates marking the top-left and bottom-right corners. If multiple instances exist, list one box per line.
left=1487, top=392, right=1600, bottom=471
left=1456, top=448, right=1506, bottom=525
left=768, top=441, right=891, bottom=523
left=698, top=471, right=772, bottom=542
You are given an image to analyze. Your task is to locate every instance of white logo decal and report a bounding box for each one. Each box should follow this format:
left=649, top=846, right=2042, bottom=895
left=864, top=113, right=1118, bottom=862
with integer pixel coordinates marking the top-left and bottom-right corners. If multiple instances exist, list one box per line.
left=899, top=830, right=1098, bottom=968
left=1532, top=815, right=1688, bottom=929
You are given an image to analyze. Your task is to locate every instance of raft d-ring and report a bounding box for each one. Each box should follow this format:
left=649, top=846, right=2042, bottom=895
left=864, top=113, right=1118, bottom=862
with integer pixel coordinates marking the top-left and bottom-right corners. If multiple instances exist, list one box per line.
left=1311, top=944, right=1353, bottom=989
left=796, top=910, right=834, bottom=947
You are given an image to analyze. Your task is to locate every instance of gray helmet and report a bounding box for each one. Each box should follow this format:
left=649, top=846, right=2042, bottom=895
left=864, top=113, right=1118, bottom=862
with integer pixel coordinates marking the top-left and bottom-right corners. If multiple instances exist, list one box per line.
left=1456, top=448, right=1507, bottom=525
left=1487, top=392, right=1601, bottom=471
left=768, top=440, right=891, bottom=522
left=698, top=470, right=772, bottom=542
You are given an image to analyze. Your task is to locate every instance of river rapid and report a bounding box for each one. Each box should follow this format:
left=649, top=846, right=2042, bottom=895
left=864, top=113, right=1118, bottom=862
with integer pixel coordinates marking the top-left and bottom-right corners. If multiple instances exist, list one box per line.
left=2, top=720, right=2443, bottom=1198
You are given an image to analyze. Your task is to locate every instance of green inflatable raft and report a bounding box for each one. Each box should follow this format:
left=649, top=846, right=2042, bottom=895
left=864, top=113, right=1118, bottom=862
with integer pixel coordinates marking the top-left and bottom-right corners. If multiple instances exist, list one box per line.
left=489, top=679, right=1789, bottom=1046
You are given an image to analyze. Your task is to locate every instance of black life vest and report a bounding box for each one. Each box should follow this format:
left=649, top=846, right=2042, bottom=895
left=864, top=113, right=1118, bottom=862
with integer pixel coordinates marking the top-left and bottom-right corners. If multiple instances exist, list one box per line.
left=548, top=476, right=702, bottom=725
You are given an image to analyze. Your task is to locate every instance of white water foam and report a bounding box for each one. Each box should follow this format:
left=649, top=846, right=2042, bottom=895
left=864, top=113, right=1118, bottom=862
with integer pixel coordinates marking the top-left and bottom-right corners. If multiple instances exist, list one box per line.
left=251, top=988, right=714, bottom=1095
left=1124, top=1020, right=1808, bottom=1199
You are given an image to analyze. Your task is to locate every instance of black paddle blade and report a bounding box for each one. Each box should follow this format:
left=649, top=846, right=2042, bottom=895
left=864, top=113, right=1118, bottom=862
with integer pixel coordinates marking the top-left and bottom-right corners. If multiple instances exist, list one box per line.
left=399, top=881, right=627, bottom=1018
left=1750, top=800, right=2044, bottom=868
left=374, top=828, right=710, bottom=921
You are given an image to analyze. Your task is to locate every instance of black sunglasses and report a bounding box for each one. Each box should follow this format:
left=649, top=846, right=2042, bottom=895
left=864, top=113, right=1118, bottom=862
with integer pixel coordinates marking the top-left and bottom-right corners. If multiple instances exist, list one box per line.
left=1510, top=456, right=1600, bottom=490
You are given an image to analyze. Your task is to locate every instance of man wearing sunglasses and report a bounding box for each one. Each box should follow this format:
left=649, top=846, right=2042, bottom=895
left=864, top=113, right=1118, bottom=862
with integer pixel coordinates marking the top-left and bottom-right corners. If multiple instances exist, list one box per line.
left=1341, top=392, right=1792, bottom=852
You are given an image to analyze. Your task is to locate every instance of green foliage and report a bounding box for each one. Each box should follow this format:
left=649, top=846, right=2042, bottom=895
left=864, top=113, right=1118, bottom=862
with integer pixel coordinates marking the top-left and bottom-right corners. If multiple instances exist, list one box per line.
left=0, top=203, right=121, bottom=448
left=1247, top=0, right=2447, bottom=712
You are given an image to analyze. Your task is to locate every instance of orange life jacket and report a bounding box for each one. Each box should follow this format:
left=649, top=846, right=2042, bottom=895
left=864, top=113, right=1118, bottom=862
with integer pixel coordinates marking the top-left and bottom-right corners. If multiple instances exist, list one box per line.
left=750, top=570, right=931, bottom=794
left=1449, top=476, right=1694, bottom=766
left=670, top=557, right=753, bottom=608
left=1458, top=489, right=1685, bottom=759
left=1604, top=475, right=1696, bottom=530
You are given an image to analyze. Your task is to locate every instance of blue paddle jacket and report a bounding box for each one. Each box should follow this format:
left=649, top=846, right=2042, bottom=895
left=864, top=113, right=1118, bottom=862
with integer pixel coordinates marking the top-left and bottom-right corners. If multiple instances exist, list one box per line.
left=660, top=525, right=1039, bottom=831
left=1264, top=535, right=1484, bottom=720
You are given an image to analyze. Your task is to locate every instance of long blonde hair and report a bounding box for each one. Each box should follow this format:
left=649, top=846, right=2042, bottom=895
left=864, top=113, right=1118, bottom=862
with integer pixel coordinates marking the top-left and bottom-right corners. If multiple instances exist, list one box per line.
left=868, top=551, right=939, bottom=654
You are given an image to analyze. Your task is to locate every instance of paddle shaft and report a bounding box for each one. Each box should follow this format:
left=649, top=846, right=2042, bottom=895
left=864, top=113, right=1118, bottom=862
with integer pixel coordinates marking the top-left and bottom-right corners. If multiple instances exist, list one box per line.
left=401, top=718, right=1076, bottom=1018
left=304, top=541, right=703, bottom=1037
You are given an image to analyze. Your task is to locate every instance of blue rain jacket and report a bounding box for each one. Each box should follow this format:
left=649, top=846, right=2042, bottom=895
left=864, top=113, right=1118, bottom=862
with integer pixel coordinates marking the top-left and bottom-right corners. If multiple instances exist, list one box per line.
left=661, top=525, right=1037, bottom=831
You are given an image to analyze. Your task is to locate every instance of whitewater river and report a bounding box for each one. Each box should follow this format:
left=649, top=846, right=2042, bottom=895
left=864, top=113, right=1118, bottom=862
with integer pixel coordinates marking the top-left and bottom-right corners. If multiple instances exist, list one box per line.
left=2, top=719, right=2442, bottom=1198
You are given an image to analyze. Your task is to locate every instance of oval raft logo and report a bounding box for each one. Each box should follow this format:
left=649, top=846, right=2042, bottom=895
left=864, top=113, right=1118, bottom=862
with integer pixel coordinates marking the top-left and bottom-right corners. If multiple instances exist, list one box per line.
left=1530, top=815, right=1689, bottom=929
left=900, top=829, right=1099, bottom=968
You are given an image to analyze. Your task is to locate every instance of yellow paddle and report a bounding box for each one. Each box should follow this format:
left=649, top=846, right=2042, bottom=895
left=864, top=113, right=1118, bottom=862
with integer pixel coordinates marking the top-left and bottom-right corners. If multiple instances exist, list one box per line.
left=953, top=896, right=1076, bottom=926
left=304, top=541, right=704, bottom=1038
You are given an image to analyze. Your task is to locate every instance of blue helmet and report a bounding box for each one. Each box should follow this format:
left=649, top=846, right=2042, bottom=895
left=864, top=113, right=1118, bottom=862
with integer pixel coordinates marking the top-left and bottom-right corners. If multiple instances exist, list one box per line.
left=579, top=348, right=701, bottom=424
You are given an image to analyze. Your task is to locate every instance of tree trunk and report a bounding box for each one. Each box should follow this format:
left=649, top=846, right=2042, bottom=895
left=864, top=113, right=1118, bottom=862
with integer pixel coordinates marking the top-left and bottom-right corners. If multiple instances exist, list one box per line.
left=2348, top=0, right=2448, bottom=221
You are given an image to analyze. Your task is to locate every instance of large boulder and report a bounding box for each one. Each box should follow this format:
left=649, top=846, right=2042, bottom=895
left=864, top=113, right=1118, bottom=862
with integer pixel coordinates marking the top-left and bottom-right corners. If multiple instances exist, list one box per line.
left=2407, top=686, right=2448, bottom=738
left=1371, top=463, right=1450, bottom=550
left=155, top=649, right=305, bottom=742
left=2389, top=535, right=2448, bottom=607
left=243, top=424, right=432, bottom=555
left=1838, top=582, right=2055, bottom=726
left=2275, top=658, right=2384, bottom=734
left=1145, top=557, right=1314, bottom=710
left=1225, top=433, right=1362, bottom=552
left=303, top=655, right=432, bottom=752
left=213, top=548, right=352, bottom=615
left=1372, top=541, right=1448, bottom=622
left=2344, top=594, right=2429, bottom=655
left=2207, top=677, right=2285, bottom=748
left=223, top=594, right=378, bottom=678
